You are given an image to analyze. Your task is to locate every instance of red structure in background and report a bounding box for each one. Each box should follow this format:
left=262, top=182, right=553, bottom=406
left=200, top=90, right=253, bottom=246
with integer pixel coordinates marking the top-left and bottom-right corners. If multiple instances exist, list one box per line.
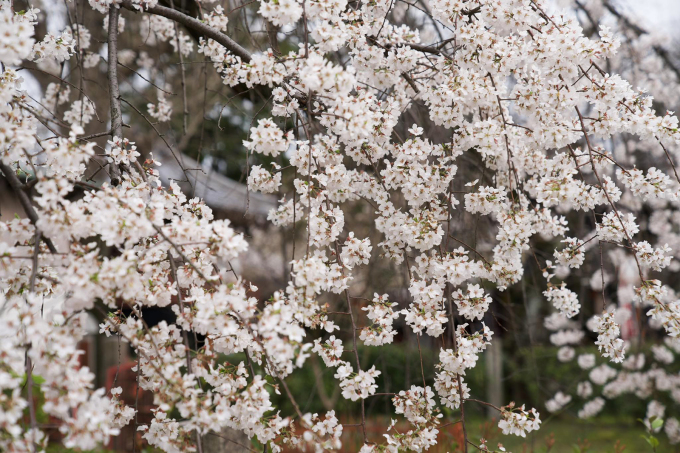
left=106, top=361, right=155, bottom=451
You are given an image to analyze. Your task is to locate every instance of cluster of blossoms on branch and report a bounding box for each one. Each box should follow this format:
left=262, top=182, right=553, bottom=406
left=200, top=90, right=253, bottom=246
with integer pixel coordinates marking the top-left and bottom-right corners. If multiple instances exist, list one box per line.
left=3, top=0, right=680, bottom=450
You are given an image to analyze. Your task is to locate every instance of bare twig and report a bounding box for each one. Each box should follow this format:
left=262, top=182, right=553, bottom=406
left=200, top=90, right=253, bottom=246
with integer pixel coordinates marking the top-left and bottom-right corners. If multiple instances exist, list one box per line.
left=0, top=162, right=57, bottom=253
left=107, top=6, right=124, bottom=185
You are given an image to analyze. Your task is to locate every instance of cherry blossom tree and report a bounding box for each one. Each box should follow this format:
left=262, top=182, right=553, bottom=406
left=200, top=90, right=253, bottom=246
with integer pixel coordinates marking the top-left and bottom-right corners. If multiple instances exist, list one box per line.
left=2, top=0, right=680, bottom=451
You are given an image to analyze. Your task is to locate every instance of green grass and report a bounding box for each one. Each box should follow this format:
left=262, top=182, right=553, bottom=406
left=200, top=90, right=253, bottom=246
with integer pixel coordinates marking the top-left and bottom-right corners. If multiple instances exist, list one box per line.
left=336, top=413, right=678, bottom=452
left=42, top=416, right=679, bottom=452
left=463, top=415, right=676, bottom=453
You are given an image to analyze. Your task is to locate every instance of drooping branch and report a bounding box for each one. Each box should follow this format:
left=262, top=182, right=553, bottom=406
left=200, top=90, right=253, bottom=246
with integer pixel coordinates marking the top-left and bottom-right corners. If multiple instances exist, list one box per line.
left=0, top=161, right=57, bottom=254
left=119, top=0, right=253, bottom=63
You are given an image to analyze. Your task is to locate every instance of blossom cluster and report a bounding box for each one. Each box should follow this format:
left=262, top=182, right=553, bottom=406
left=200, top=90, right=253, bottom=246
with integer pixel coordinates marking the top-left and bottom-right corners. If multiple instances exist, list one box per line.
left=4, top=0, right=680, bottom=449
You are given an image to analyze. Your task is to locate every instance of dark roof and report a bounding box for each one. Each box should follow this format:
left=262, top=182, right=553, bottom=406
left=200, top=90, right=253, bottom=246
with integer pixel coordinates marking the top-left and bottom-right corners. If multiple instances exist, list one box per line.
left=155, top=147, right=277, bottom=220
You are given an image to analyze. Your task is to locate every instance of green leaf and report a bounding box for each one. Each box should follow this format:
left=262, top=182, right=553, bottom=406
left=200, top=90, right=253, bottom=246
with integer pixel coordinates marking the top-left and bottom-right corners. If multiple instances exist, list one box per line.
left=650, top=436, right=659, bottom=448
left=652, top=418, right=664, bottom=430
left=641, top=434, right=660, bottom=449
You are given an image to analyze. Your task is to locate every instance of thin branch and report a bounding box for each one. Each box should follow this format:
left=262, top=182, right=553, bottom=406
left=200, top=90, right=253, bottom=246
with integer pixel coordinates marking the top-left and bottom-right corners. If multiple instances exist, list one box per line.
left=107, top=6, right=124, bottom=185
left=120, top=0, right=252, bottom=63
left=169, top=0, right=189, bottom=135
left=0, top=162, right=57, bottom=253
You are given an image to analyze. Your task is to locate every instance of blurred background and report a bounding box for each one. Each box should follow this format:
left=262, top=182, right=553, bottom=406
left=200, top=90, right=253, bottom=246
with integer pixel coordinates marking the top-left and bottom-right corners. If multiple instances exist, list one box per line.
left=4, top=0, right=680, bottom=451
